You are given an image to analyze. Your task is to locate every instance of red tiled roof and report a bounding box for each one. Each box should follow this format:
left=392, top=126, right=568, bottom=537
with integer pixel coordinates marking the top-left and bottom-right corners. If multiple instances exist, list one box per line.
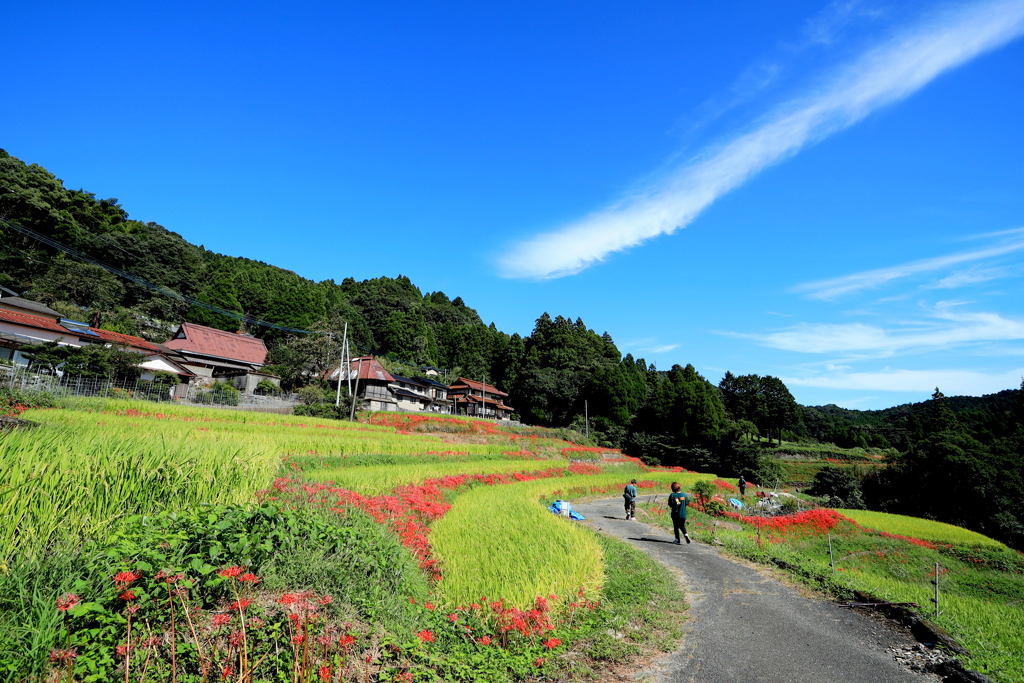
left=450, top=377, right=508, bottom=397
left=163, top=323, right=267, bottom=365
left=90, top=328, right=160, bottom=353
left=0, top=308, right=74, bottom=335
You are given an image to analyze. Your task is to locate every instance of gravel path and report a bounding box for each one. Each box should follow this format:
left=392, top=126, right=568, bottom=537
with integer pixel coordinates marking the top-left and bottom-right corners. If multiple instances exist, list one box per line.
left=575, top=498, right=942, bottom=683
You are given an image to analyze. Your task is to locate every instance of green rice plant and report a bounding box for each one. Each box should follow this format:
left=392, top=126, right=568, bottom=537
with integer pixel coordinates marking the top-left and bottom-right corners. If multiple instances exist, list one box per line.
left=304, top=459, right=576, bottom=496
left=429, top=471, right=711, bottom=609
left=430, top=480, right=606, bottom=609
left=838, top=509, right=1007, bottom=548
left=0, top=423, right=279, bottom=564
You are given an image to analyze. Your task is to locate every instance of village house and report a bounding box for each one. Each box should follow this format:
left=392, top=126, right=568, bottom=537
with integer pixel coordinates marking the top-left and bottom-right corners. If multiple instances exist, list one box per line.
left=418, top=376, right=453, bottom=413
left=0, top=293, right=196, bottom=392
left=390, top=374, right=433, bottom=412
left=161, top=322, right=278, bottom=394
left=340, top=356, right=398, bottom=412
left=447, top=377, right=514, bottom=420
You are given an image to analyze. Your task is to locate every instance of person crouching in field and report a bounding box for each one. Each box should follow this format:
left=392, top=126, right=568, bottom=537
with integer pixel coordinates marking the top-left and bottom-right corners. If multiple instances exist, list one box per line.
left=623, top=479, right=638, bottom=520
left=668, top=482, right=690, bottom=544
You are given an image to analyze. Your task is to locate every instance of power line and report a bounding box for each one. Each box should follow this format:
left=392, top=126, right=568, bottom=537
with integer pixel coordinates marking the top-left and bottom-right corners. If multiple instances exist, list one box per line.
left=0, top=217, right=324, bottom=335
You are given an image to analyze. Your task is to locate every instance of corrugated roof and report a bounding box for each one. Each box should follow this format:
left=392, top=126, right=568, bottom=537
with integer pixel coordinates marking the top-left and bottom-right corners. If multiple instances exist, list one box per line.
left=349, top=356, right=395, bottom=382
left=450, top=377, right=507, bottom=397
left=0, top=297, right=61, bottom=319
left=163, top=322, right=268, bottom=365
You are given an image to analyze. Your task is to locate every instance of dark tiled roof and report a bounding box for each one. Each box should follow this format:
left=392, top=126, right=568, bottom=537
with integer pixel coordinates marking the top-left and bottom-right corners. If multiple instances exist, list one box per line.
left=163, top=323, right=267, bottom=365
left=394, top=388, right=430, bottom=400
left=0, top=297, right=61, bottom=319
left=392, top=374, right=430, bottom=387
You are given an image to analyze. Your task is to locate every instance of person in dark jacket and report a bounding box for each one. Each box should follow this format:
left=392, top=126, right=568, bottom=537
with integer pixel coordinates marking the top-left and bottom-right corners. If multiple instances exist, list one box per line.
left=667, top=482, right=690, bottom=544
left=623, top=479, right=638, bottom=520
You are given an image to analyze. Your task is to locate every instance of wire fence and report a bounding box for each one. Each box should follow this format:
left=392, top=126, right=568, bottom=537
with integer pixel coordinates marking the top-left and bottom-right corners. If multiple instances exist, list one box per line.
left=0, top=363, right=303, bottom=412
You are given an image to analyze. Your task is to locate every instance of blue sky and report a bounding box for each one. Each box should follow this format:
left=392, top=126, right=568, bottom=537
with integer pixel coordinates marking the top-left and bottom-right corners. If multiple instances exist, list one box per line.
left=5, top=1, right=1024, bottom=409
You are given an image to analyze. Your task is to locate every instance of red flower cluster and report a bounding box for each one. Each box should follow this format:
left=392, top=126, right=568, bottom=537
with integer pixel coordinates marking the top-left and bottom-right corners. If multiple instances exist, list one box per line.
left=262, top=462, right=605, bottom=580
left=712, top=478, right=738, bottom=493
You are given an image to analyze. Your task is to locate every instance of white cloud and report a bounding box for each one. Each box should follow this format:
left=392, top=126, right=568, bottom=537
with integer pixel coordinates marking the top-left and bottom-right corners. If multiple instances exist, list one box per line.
left=927, top=266, right=1012, bottom=289
left=498, top=0, right=1024, bottom=279
left=644, top=344, right=680, bottom=354
left=793, top=234, right=1024, bottom=299
left=750, top=306, right=1024, bottom=355
left=784, top=367, right=1024, bottom=394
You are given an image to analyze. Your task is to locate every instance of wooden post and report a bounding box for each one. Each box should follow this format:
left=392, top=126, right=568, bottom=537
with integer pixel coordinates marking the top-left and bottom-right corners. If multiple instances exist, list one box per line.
left=933, top=562, right=940, bottom=618
left=828, top=533, right=835, bottom=574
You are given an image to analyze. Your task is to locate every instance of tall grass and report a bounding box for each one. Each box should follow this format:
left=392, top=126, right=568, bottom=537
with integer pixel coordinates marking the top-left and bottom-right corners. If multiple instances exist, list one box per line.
left=22, top=405, right=571, bottom=464
left=0, top=423, right=278, bottom=564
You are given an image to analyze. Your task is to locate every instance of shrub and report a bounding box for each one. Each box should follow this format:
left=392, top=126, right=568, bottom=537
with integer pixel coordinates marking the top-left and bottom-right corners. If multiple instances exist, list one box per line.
left=255, top=378, right=277, bottom=394
left=692, top=479, right=716, bottom=508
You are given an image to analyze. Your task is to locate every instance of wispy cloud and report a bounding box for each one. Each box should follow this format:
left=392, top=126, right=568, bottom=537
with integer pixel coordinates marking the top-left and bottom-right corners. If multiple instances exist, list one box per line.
left=748, top=304, right=1024, bottom=355
left=793, top=232, right=1024, bottom=299
left=624, top=338, right=680, bottom=354
left=784, top=367, right=1024, bottom=394
left=498, top=0, right=1024, bottom=279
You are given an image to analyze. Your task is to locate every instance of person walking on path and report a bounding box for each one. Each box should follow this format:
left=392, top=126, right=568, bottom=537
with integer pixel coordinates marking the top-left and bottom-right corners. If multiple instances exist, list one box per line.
left=623, top=479, right=638, bottom=520
left=667, top=482, right=690, bottom=544
left=738, top=475, right=747, bottom=497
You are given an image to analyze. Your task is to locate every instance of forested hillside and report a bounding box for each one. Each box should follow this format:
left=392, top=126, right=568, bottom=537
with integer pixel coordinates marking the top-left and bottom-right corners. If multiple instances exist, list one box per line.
left=2, top=149, right=1022, bottom=549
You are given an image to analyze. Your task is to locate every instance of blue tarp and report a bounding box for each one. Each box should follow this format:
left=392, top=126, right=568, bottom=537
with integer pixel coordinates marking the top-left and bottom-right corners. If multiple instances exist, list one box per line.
left=728, top=497, right=745, bottom=510
left=549, top=500, right=585, bottom=521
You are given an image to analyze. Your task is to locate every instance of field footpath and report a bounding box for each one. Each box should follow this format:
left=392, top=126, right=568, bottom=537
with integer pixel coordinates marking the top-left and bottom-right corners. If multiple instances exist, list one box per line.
left=574, top=498, right=941, bottom=683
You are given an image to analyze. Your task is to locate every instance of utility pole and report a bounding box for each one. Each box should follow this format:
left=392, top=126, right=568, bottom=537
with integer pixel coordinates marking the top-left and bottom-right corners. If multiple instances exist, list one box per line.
left=335, top=322, right=347, bottom=408
left=349, top=356, right=363, bottom=421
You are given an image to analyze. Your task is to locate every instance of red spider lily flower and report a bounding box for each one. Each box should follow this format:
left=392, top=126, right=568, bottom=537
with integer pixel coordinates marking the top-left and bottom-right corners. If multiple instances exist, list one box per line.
left=448, top=613, right=459, bottom=622
left=48, top=648, right=79, bottom=665
left=543, top=638, right=561, bottom=649
left=317, top=594, right=333, bottom=605
left=119, top=590, right=136, bottom=602
left=112, top=570, right=141, bottom=587
left=534, top=657, right=546, bottom=667
left=115, top=643, right=130, bottom=657
left=212, top=613, right=232, bottom=627
left=478, top=635, right=492, bottom=645
left=278, top=593, right=297, bottom=605
left=338, top=634, right=356, bottom=649
left=217, top=566, right=244, bottom=579
left=291, top=634, right=305, bottom=645
left=365, top=654, right=374, bottom=664
left=56, top=593, right=80, bottom=612
left=220, top=664, right=233, bottom=680
left=228, top=631, right=245, bottom=648
left=416, top=629, right=435, bottom=643
left=408, top=597, right=416, bottom=604
left=230, top=599, right=252, bottom=612
left=318, top=666, right=332, bottom=682
left=424, top=601, right=435, bottom=610
left=238, top=572, right=261, bottom=584
left=127, top=604, right=140, bottom=614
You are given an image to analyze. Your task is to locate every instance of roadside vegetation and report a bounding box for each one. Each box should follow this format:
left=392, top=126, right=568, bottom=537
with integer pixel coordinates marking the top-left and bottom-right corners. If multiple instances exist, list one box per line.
left=0, top=396, right=689, bottom=682
left=638, top=481, right=1024, bottom=683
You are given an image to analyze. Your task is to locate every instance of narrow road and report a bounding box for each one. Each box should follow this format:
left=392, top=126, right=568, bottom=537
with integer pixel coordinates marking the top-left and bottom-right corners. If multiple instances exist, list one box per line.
left=575, top=498, right=940, bottom=683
